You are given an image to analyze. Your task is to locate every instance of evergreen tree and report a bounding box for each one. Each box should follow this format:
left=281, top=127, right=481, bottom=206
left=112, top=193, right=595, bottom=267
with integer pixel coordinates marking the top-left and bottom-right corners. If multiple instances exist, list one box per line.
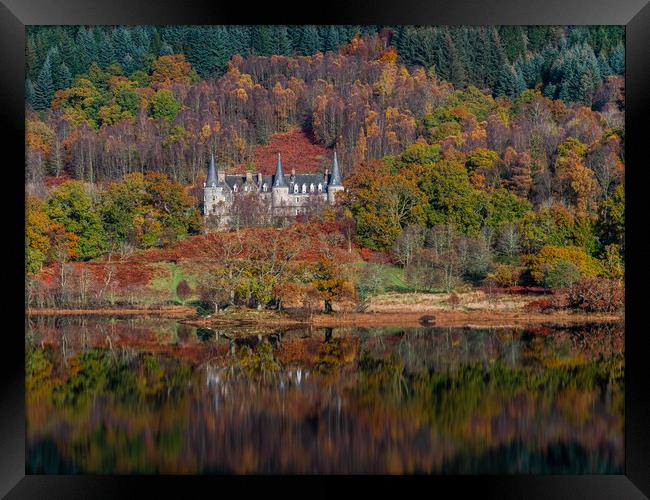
left=273, top=26, right=292, bottom=55
left=499, top=26, right=526, bottom=62
left=394, top=26, right=417, bottom=67
left=495, top=64, right=517, bottom=98
left=33, top=52, right=54, bottom=110
left=251, top=25, right=274, bottom=55
left=25, top=78, right=35, bottom=108
left=526, top=26, right=553, bottom=52
left=229, top=26, right=251, bottom=55
left=112, top=27, right=133, bottom=65
left=609, top=44, right=624, bottom=75
left=76, top=27, right=97, bottom=71
left=485, top=28, right=507, bottom=88
left=298, top=26, right=321, bottom=55
left=323, top=25, right=340, bottom=52
left=97, top=31, right=115, bottom=69
left=443, top=30, right=467, bottom=87
left=598, top=52, right=613, bottom=78
left=160, top=42, right=174, bottom=56
left=412, top=28, right=438, bottom=69
left=58, top=62, right=72, bottom=89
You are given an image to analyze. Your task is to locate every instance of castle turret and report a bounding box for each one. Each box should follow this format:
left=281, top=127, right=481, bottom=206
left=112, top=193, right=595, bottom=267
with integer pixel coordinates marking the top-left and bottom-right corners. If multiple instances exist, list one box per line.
left=206, top=153, right=217, bottom=187
left=204, top=153, right=228, bottom=219
left=272, top=152, right=289, bottom=211
left=327, top=151, right=344, bottom=204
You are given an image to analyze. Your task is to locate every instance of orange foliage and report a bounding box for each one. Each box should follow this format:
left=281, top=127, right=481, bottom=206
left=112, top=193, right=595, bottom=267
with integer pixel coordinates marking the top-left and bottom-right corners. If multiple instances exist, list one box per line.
left=234, top=128, right=329, bottom=175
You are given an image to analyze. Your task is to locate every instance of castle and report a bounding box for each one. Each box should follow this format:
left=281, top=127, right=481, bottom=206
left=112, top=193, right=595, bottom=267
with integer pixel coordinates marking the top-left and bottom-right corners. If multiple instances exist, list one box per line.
left=203, top=151, right=344, bottom=225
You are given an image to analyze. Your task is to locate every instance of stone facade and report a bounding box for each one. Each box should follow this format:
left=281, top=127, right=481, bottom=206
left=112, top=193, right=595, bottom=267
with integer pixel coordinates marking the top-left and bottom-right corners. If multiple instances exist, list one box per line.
left=203, top=152, right=344, bottom=225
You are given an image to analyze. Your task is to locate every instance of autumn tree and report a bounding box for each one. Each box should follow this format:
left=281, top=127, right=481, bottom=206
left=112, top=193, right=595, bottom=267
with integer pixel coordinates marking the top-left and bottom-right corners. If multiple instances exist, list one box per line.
left=345, top=160, right=427, bottom=250
left=44, top=180, right=106, bottom=260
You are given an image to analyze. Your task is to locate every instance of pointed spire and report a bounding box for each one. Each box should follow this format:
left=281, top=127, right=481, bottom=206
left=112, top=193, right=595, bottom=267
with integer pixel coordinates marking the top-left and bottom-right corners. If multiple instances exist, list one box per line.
left=273, top=152, right=287, bottom=187
left=206, top=153, right=217, bottom=186
left=328, top=150, right=342, bottom=186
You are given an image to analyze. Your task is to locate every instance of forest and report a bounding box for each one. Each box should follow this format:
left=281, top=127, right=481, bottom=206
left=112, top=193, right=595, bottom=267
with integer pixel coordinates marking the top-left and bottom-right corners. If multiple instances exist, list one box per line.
left=25, top=26, right=625, bottom=315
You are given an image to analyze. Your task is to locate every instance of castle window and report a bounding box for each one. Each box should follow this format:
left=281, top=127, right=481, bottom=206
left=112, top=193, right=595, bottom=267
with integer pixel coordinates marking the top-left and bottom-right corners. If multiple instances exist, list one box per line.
left=310, top=183, right=315, bottom=193
left=262, top=183, right=267, bottom=192
left=318, top=183, right=323, bottom=192
left=293, top=184, right=299, bottom=194
left=302, top=183, right=307, bottom=194
left=296, top=197, right=300, bottom=203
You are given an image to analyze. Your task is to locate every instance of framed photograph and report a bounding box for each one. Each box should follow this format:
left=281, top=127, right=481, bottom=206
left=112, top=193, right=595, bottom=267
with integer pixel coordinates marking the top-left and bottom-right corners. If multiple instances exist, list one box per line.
left=2, top=0, right=649, bottom=497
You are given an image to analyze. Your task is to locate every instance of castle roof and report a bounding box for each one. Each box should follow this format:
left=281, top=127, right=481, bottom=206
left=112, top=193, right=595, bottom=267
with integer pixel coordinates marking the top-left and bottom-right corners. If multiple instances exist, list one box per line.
left=206, top=154, right=218, bottom=186
left=272, top=153, right=287, bottom=188
left=328, top=151, right=342, bottom=187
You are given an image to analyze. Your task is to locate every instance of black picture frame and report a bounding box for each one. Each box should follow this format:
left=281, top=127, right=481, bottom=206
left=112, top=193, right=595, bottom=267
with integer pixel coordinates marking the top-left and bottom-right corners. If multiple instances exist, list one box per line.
left=1, top=0, right=648, bottom=497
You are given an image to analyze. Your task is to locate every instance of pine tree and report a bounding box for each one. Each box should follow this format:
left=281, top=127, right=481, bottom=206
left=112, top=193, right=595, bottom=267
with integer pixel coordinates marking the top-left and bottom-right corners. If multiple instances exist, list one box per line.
left=97, top=31, right=115, bottom=69
left=298, top=26, right=321, bottom=55
left=526, top=26, right=552, bottom=52
left=25, top=78, right=35, bottom=108
left=485, top=28, right=507, bottom=88
left=443, top=30, right=467, bottom=87
left=58, top=62, right=72, bottom=89
left=598, top=52, right=613, bottom=78
left=33, top=53, right=54, bottom=110
left=498, top=26, right=526, bottom=63
left=494, top=64, right=516, bottom=98
left=273, top=26, right=292, bottom=55
left=251, top=25, right=273, bottom=55
left=514, top=65, right=527, bottom=95
left=609, top=44, right=624, bottom=75
left=76, top=27, right=97, bottom=71
left=112, top=27, right=133, bottom=65
left=468, top=27, right=489, bottom=88
left=323, top=25, right=340, bottom=52
left=25, top=35, right=38, bottom=81
left=160, top=42, right=174, bottom=56
left=229, top=26, right=251, bottom=55
left=58, top=32, right=78, bottom=74
left=412, top=28, right=437, bottom=69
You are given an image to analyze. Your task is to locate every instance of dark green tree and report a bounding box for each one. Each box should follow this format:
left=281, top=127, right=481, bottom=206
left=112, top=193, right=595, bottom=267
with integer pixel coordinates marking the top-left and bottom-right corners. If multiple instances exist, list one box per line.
left=33, top=52, right=55, bottom=110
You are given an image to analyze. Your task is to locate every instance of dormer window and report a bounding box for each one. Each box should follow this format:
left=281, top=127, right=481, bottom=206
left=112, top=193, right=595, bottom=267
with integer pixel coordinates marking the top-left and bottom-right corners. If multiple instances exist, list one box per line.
left=302, top=183, right=307, bottom=194
left=262, top=183, right=267, bottom=192
left=293, top=184, right=299, bottom=194
left=233, top=184, right=238, bottom=192
left=318, top=183, right=323, bottom=192
left=310, top=183, right=315, bottom=193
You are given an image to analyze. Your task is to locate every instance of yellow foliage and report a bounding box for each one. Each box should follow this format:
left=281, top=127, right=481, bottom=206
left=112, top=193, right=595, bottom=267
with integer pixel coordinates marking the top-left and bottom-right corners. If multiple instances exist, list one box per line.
left=524, top=245, right=604, bottom=284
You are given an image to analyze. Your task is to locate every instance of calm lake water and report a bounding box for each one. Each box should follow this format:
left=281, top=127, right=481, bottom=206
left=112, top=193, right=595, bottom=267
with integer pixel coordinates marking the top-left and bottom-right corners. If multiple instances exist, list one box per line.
left=25, top=316, right=624, bottom=474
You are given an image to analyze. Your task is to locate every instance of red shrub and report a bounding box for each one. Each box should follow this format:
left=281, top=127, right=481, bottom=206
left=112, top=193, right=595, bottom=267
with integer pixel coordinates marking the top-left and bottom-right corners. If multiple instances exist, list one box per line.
left=567, top=277, right=624, bottom=313
left=524, top=293, right=568, bottom=313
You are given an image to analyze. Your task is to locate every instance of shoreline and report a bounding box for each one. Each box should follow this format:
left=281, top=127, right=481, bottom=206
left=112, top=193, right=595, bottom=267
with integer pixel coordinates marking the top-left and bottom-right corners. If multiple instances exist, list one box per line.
left=26, top=306, right=623, bottom=328
left=25, top=306, right=196, bottom=317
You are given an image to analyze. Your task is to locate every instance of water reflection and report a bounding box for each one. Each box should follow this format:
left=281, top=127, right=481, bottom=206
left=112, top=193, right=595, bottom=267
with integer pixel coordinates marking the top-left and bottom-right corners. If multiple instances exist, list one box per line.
left=26, top=316, right=624, bottom=474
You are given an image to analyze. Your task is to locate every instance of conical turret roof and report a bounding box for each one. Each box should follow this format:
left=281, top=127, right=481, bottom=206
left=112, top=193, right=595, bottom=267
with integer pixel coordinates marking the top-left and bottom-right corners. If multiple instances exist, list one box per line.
left=273, top=152, right=287, bottom=187
left=206, top=154, right=218, bottom=186
left=328, top=151, right=342, bottom=186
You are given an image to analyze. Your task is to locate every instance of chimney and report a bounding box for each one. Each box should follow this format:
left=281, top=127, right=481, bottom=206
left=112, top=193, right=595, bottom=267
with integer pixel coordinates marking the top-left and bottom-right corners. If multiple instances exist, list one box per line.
left=246, top=171, right=253, bottom=183
left=257, top=172, right=262, bottom=184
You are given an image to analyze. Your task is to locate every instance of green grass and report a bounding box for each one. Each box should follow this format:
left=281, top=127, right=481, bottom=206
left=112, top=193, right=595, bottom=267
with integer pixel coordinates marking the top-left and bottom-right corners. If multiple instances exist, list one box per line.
left=355, top=261, right=413, bottom=298
left=150, top=262, right=201, bottom=304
